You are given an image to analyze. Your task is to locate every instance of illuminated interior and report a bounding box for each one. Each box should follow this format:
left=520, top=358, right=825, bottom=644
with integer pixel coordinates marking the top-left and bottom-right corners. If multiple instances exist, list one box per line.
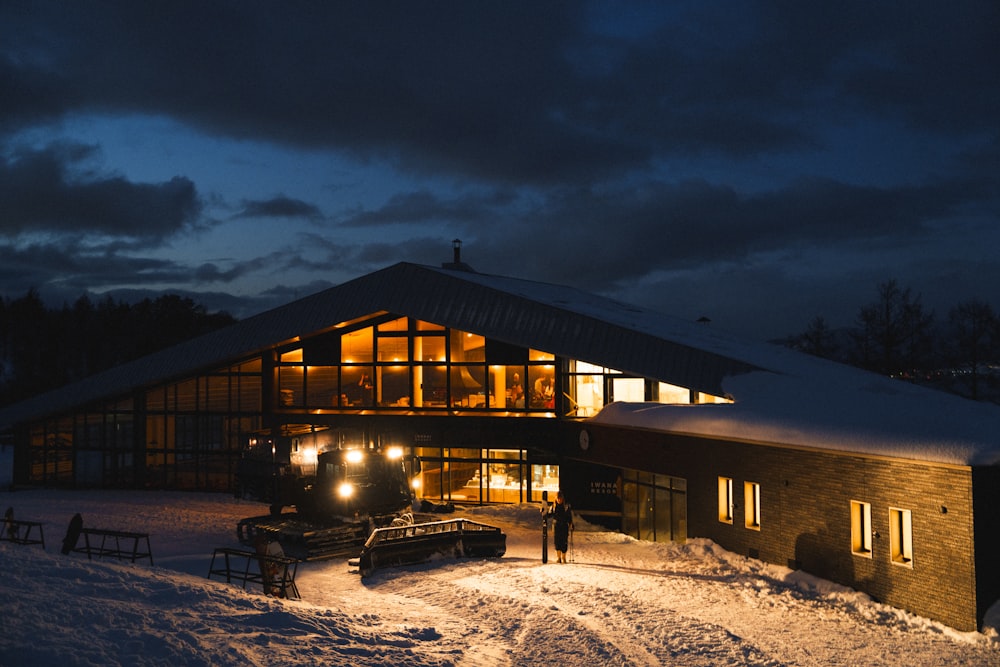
left=413, top=446, right=559, bottom=504
left=26, top=311, right=731, bottom=492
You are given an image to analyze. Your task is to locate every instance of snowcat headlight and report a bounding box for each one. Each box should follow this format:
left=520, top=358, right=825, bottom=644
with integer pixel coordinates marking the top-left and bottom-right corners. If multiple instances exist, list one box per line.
left=337, top=482, right=355, bottom=498
left=386, top=446, right=404, bottom=460
left=345, top=450, right=364, bottom=464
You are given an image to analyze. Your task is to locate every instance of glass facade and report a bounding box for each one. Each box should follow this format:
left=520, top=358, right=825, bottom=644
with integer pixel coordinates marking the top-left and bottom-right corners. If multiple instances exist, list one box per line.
left=20, top=309, right=723, bottom=543
left=414, top=446, right=560, bottom=504
left=272, top=318, right=569, bottom=412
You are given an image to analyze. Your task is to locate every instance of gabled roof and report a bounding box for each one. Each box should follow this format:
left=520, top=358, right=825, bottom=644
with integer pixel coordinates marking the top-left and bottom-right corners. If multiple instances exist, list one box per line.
left=5, top=261, right=1000, bottom=467
left=0, top=262, right=760, bottom=428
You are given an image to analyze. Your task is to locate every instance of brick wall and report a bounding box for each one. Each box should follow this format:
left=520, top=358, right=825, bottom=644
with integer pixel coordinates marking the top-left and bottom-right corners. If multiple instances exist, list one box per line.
left=575, top=422, right=981, bottom=631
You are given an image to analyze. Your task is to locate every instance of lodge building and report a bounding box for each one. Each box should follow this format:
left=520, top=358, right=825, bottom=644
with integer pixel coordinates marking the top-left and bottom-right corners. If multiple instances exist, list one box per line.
left=2, top=254, right=999, bottom=632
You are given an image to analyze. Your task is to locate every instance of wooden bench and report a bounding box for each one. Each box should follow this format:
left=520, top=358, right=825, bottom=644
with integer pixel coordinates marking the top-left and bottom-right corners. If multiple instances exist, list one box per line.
left=73, top=528, right=154, bottom=565
left=207, top=547, right=300, bottom=599
left=0, top=519, right=46, bottom=549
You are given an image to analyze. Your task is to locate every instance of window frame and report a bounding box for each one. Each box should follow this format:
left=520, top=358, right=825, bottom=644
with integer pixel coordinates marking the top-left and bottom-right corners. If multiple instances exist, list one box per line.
left=850, top=500, right=873, bottom=558
left=889, top=507, right=913, bottom=567
left=717, top=476, right=734, bottom=524
left=744, top=481, right=761, bottom=530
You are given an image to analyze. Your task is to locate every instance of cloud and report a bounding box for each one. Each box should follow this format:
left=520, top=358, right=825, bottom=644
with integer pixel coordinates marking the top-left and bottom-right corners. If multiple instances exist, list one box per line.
left=63, top=7, right=1000, bottom=169
left=12, top=2, right=996, bottom=186
left=0, top=1, right=997, bottom=341
left=0, top=239, right=186, bottom=294
left=336, top=189, right=516, bottom=227
left=234, top=196, right=323, bottom=221
left=0, top=144, right=201, bottom=241
left=329, top=174, right=991, bottom=294
left=0, top=58, right=76, bottom=134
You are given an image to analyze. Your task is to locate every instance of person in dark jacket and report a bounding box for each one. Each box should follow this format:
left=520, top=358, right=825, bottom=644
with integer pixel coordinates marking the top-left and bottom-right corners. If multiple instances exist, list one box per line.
left=549, top=491, right=574, bottom=563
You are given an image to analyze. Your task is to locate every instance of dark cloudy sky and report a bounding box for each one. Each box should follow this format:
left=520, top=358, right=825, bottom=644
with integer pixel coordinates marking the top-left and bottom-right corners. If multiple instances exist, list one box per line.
left=2, top=1, right=998, bottom=340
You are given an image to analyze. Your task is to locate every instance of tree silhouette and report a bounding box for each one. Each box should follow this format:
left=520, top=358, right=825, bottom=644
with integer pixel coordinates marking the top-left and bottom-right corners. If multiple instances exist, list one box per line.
left=0, top=291, right=236, bottom=405
left=852, top=279, right=934, bottom=377
left=787, top=278, right=1000, bottom=404
left=787, top=315, right=840, bottom=360
left=946, top=300, right=1000, bottom=400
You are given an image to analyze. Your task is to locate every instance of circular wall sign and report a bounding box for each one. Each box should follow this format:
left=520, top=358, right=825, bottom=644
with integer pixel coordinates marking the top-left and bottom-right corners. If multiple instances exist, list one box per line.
left=579, top=428, right=590, bottom=451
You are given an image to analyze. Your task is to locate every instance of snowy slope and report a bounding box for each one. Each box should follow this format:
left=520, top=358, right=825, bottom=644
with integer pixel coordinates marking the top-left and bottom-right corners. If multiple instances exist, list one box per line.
left=1, top=489, right=998, bottom=666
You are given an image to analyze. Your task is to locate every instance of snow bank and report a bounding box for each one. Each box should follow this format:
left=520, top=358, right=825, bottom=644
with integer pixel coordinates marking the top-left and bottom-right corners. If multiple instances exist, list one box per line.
left=1, top=490, right=998, bottom=666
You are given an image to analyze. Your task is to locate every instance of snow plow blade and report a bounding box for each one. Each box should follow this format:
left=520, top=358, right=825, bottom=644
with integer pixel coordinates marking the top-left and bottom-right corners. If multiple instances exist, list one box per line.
left=355, top=518, right=506, bottom=577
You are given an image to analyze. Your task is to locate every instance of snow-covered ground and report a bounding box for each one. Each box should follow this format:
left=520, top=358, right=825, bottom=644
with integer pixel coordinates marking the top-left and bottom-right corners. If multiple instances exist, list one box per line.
left=1, top=489, right=998, bottom=666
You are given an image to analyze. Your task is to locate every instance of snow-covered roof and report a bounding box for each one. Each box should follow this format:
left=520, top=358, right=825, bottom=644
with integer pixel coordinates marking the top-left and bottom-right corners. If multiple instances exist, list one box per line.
left=446, top=265, right=1000, bottom=467
left=3, top=261, right=1000, bottom=467
left=592, top=360, right=1000, bottom=467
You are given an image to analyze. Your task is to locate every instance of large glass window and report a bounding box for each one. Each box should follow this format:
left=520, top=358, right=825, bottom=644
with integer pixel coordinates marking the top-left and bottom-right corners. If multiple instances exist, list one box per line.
left=494, top=365, right=526, bottom=409
left=176, top=379, right=197, bottom=411
left=570, top=369, right=604, bottom=417
left=451, top=330, right=485, bottom=362
left=27, top=355, right=262, bottom=491
left=451, top=365, right=488, bottom=407
left=414, top=335, right=445, bottom=362
left=378, top=317, right=408, bottom=333
left=203, top=375, right=230, bottom=412
left=306, top=366, right=338, bottom=407
left=278, top=316, right=572, bottom=413
left=531, top=464, right=560, bottom=502
left=413, top=365, right=447, bottom=407
left=378, top=365, right=410, bottom=406
left=278, top=365, right=303, bottom=407
left=613, top=377, right=645, bottom=402
left=528, top=365, right=556, bottom=409
left=413, top=447, right=549, bottom=504
left=341, top=327, right=374, bottom=364
left=377, top=335, right=409, bottom=363
left=342, top=365, right=375, bottom=406
left=658, top=382, right=691, bottom=404
left=238, top=361, right=262, bottom=412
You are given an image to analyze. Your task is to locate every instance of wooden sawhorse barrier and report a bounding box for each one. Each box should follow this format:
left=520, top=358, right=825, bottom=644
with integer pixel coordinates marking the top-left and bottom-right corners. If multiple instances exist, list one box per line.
left=73, top=528, right=154, bottom=565
left=207, top=547, right=300, bottom=599
left=0, top=519, right=46, bottom=549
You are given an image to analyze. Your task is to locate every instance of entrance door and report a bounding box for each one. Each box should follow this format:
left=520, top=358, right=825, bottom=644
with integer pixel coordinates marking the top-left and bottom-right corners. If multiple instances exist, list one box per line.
left=654, top=485, right=673, bottom=542
left=621, top=469, right=687, bottom=544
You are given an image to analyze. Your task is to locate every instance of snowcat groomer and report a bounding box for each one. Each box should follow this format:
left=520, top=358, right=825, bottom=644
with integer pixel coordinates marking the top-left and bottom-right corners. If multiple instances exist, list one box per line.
left=235, top=426, right=507, bottom=569
left=235, top=426, right=416, bottom=560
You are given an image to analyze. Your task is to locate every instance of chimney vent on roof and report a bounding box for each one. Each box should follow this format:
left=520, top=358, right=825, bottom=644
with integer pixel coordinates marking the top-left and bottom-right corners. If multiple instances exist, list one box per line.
left=442, top=238, right=476, bottom=272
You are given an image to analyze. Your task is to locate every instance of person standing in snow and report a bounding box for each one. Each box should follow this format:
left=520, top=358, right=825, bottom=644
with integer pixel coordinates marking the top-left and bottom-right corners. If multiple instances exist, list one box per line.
left=548, top=491, right=574, bottom=563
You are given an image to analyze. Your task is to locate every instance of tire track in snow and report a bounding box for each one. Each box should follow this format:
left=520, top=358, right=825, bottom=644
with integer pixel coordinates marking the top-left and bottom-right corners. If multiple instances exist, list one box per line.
left=372, top=561, right=635, bottom=665
left=450, top=561, right=783, bottom=666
